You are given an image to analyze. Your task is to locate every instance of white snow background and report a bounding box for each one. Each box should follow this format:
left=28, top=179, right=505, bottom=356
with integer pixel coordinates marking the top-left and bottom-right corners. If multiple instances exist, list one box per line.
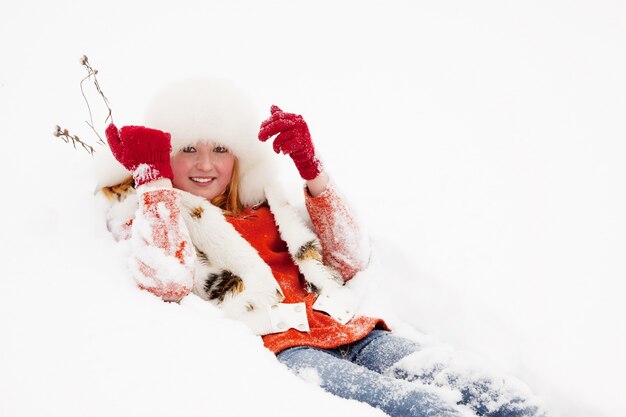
left=1, top=1, right=624, bottom=416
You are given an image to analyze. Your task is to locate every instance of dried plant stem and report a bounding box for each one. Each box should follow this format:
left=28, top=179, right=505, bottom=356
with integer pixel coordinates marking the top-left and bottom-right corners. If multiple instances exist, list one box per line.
left=79, top=55, right=113, bottom=146
left=54, top=54, right=114, bottom=155
left=53, top=125, right=95, bottom=155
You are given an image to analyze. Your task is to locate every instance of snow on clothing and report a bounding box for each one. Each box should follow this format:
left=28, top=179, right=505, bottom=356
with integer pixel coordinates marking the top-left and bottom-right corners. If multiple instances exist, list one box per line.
left=105, top=180, right=386, bottom=353
left=278, top=330, right=547, bottom=417
left=279, top=331, right=463, bottom=417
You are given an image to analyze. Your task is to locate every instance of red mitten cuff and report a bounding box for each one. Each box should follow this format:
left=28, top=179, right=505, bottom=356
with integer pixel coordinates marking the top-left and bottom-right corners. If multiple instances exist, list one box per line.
left=131, top=163, right=174, bottom=187
left=292, top=153, right=322, bottom=180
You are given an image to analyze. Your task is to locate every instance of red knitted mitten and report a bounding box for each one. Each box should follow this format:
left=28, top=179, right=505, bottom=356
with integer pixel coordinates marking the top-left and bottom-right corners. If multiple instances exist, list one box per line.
left=258, top=105, right=322, bottom=180
left=105, top=123, right=173, bottom=187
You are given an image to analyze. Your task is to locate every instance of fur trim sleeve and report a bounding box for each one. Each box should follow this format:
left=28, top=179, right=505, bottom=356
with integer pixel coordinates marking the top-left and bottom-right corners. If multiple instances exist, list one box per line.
left=304, top=181, right=371, bottom=280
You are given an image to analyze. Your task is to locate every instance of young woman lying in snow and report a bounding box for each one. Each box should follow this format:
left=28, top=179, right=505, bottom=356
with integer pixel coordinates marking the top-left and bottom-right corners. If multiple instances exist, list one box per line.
left=98, top=78, right=550, bottom=417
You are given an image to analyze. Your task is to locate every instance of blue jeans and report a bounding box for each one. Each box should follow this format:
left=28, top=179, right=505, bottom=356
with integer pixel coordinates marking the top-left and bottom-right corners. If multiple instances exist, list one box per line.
left=277, top=330, right=546, bottom=417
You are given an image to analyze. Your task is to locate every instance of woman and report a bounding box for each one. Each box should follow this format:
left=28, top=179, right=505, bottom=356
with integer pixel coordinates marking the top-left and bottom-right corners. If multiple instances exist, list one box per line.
left=99, top=78, right=547, bottom=417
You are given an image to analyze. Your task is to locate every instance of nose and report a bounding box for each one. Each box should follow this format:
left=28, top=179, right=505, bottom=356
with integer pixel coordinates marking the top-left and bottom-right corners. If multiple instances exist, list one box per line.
left=195, top=153, right=214, bottom=171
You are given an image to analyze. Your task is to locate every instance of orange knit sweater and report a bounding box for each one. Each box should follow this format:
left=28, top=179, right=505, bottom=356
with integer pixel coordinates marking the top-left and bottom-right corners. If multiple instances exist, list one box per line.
left=227, top=189, right=386, bottom=354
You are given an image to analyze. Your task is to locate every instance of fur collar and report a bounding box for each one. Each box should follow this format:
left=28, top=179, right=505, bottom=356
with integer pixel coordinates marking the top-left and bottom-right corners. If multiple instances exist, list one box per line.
left=176, top=182, right=343, bottom=316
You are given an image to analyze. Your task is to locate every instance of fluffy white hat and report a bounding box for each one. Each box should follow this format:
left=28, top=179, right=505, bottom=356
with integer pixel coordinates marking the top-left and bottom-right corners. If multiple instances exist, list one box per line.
left=144, top=78, right=260, bottom=157
left=145, top=77, right=276, bottom=207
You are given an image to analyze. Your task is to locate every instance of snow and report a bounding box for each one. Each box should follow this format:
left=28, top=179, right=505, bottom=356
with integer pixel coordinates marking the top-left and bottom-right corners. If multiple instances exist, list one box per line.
left=1, top=1, right=624, bottom=417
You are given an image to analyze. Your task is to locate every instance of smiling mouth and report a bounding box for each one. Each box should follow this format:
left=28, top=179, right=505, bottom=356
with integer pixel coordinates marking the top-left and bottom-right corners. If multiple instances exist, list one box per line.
left=190, top=177, right=215, bottom=184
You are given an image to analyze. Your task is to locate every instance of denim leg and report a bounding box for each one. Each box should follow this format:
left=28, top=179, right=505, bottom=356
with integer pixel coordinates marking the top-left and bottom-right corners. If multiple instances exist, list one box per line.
left=277, top=345, right=464, bottom=417
left=385, top=342, right=548, bottom=417
left=345, top=329, right=421, bottom=374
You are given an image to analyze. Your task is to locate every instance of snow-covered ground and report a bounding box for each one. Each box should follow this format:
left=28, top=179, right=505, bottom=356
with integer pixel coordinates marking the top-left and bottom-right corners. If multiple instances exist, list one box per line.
left=1, top=1, right=624, bottom=416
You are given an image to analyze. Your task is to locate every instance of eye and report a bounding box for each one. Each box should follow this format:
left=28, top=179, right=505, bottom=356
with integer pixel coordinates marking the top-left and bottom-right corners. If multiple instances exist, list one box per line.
left=214, top=146, right=228, bottom=153
left=182, top=146, right=197, bottom=153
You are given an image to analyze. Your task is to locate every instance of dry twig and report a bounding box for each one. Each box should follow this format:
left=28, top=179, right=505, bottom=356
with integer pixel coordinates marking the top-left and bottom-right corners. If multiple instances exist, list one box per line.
left=54, top=54, right=114, bottom=155
left=53, top=125, right=95, bottom=155
left=79, top=55, right=113, bottom=145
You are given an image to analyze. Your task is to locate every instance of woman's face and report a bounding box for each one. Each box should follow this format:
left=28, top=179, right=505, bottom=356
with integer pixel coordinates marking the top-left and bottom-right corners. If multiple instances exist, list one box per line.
left=170, top=142, right=235, bottom=200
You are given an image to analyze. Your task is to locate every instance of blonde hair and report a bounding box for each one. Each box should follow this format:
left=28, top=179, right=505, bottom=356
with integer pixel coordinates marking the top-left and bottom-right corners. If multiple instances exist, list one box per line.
left=209, top=158, right=244, bottom=216
left=101, top=158, right=244, bottom=216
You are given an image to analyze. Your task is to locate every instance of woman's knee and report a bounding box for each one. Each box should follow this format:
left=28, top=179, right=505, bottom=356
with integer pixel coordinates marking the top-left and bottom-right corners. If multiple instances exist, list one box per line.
left=352, top=330, right=421, bottom=374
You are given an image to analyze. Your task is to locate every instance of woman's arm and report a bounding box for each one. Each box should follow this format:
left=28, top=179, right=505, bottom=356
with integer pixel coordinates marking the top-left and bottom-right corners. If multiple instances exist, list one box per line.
left=104, top=180, right=195, bottom=302
left=130, top=184, right=195, bottom=302
left=258, top=107, right=371, bottom=281
left=104, top=125, right=195, bottom=302
left=304, top=174, right=371, bottom=281
left=305, top=171, right=329, bottom=197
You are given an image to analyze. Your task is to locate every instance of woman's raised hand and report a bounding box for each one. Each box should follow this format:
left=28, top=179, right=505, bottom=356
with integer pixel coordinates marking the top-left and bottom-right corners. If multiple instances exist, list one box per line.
left=258, top=105, right=322, bottom=180
left=105, top=123, right=174, bottom=187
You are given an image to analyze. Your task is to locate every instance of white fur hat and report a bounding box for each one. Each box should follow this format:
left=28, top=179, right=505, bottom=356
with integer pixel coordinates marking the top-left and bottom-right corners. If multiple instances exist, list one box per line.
left=144, top=78, right=260, bottom=157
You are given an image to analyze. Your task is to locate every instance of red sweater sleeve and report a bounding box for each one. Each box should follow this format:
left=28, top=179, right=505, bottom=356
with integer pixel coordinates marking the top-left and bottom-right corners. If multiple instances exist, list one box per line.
left=107, top=187, right=196, bottom=302
left=304, top=183, right=370, bottom=281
